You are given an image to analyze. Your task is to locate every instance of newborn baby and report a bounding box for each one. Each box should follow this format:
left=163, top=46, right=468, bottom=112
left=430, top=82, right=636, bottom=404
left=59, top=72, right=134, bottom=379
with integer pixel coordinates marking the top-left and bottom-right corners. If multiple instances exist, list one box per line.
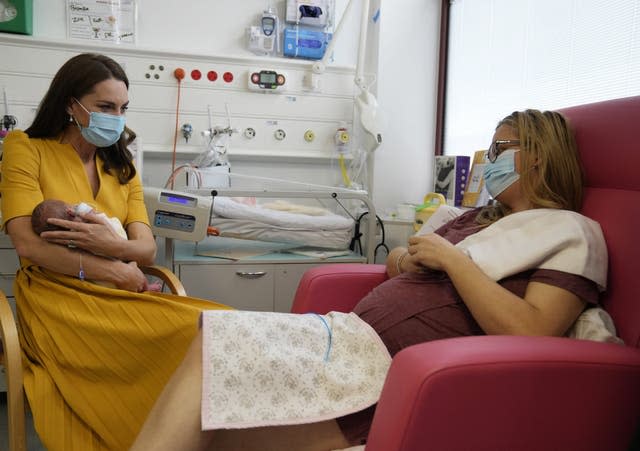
left=31, top=199, right=161, bottom=291
left=31, top=199, right=127, bottom=239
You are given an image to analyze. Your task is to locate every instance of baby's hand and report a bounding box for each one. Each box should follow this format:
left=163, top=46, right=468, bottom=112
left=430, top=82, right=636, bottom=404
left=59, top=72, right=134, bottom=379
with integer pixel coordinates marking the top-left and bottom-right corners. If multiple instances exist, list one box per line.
left=146, top=281, right=163, bottom=292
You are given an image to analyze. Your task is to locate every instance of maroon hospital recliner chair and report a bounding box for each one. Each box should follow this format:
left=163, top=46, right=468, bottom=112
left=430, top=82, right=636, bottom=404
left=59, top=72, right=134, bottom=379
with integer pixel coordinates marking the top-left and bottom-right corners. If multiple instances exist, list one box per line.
left=292, top=96, right=640, bottom=450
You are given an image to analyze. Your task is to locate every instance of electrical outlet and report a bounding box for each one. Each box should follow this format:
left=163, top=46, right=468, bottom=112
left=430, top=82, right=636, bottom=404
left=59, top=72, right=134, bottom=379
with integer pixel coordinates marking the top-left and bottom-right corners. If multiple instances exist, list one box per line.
left=144, top=64, right=166, bottom=80
left=274, top=129, right=286, bottom=140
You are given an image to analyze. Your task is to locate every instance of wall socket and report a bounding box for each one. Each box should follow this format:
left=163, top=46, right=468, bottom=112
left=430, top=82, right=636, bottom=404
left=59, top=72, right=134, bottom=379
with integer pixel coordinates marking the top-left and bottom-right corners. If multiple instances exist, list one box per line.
left=144, top=63, right=166, bottom=80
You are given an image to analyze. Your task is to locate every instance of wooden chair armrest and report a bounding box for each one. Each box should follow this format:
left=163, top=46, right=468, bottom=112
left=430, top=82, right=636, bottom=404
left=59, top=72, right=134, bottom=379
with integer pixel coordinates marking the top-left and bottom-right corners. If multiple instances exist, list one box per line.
left=0, top=290, right=27, bottom=451
left=140, top=265, right=187, bottom=296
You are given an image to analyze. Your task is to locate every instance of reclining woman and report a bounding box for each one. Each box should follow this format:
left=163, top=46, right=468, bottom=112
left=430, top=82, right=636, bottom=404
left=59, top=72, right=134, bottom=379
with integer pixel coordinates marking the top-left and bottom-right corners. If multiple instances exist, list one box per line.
left=0, top=53, right=230, bottom=451
left=131, top=108, right=607, bottom=450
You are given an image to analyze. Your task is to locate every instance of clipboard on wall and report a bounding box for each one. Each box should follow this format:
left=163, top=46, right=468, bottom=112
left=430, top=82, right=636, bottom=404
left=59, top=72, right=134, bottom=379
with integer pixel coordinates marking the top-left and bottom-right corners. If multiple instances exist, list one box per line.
left=462, top=150, right=488, bottom=207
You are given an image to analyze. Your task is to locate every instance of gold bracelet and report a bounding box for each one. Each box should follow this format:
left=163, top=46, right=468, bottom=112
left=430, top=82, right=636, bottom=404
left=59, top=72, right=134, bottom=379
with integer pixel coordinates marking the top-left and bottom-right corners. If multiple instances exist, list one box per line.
left=396, top=251, right=409, bottom=274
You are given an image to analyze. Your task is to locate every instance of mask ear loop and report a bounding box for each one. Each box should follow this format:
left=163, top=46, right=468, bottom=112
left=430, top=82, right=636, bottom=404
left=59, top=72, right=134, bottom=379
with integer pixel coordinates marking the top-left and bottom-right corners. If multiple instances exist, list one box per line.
left=68, top=99, right=88, bottom=130
left=72, top=97, right=91, bottom=114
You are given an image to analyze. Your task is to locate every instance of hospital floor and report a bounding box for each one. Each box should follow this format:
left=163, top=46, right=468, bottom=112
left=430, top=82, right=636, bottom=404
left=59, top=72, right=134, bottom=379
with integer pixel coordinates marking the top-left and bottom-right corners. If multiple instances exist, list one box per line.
left=0, top=392, right=47, bottom=451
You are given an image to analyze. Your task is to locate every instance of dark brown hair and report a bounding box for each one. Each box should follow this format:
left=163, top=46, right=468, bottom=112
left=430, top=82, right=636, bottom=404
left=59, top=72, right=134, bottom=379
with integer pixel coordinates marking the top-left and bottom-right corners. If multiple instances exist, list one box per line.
left=31, top=199, right=72, bottom=235
left=25, top=53, right=137, bottom=184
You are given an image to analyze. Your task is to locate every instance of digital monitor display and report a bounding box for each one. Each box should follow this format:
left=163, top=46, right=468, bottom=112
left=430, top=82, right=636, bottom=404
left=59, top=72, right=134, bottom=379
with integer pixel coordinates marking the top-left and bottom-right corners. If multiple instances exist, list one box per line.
left=260, top=72, right=277, bottom=84
left=159, top=192, right=197, bottom=208
left=168, top=196, right=188, bottom=204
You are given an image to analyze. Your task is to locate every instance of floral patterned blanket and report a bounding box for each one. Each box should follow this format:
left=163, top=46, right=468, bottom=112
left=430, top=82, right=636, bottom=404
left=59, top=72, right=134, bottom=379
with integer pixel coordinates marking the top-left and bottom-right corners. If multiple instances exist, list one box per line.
left=201, top=310, right=391, bottom=430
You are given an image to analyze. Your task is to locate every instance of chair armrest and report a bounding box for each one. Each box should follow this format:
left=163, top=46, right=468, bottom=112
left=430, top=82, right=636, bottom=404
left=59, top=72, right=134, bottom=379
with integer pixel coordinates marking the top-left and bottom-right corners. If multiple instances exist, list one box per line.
left=0, top=290, right=26, bottom=451
left=140, top=265, right=187, bottom=296
left=366, top=335, right=640, bottom=451
left=291, top=264, right=388, bottom=314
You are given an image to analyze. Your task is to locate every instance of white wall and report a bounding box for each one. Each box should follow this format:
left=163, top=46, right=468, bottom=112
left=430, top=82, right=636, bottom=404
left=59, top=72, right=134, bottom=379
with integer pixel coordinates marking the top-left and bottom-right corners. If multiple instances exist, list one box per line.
left=373, top=0, right=441, bottom=213
left=7, top=0, right=441, bottom=215
left=32, top=0, right=361, bottom=65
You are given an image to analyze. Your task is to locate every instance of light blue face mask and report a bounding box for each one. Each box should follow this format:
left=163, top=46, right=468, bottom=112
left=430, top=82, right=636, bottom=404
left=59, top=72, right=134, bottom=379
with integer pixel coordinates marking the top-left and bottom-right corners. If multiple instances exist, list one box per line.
left=483, top=148, right=520, bottom=198
left=74, top=98, right=126, bottom=148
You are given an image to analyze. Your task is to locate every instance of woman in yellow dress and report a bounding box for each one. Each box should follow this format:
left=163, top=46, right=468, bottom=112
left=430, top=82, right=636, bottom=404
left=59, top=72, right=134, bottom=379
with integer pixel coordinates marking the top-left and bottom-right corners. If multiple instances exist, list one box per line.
left=0, top=53, right=229, bottom=451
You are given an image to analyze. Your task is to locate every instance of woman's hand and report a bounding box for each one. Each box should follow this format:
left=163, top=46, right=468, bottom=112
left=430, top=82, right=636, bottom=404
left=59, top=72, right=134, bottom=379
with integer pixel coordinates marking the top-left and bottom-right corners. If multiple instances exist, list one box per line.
left=114, top=260, right=149, bottom=293
left=41, top=210, right=126, bottom=257
left=386, top=246, right=431, bottom=277
left=407, top=233, right=467, bottom=272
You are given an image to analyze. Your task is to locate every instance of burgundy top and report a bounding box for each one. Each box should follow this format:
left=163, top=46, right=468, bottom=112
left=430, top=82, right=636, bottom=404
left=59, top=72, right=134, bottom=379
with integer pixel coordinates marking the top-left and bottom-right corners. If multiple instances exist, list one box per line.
left=338, top=209, right=600, bottom=444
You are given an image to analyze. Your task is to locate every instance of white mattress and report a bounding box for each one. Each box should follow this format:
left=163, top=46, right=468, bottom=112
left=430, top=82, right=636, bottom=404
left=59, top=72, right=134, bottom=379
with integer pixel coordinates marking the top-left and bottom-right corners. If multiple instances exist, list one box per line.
left=210, top=197, right=355, bottom=250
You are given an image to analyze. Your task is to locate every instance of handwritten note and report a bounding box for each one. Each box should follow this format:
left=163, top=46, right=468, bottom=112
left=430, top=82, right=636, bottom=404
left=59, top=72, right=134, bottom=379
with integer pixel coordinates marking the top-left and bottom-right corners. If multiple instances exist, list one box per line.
left=67, top=0, right=137, bottom=44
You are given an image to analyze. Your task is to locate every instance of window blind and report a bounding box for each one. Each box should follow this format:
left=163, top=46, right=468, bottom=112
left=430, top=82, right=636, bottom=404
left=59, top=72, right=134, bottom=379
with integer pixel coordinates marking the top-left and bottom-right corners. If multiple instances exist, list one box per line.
left=443, top=0, right=640, bottom=157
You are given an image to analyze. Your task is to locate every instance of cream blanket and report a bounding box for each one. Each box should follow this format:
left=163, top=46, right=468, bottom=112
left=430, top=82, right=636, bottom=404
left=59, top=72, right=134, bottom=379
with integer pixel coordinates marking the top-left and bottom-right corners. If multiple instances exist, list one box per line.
left=455, top=209, right=608, bottom=291
left=201, top=311, right=391, bottom=430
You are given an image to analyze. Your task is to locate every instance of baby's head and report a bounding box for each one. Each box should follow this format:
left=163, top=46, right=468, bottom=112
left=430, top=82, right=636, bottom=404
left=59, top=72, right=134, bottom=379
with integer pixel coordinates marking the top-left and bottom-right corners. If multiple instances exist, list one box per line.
left=31, top=199, right=81, bottom=235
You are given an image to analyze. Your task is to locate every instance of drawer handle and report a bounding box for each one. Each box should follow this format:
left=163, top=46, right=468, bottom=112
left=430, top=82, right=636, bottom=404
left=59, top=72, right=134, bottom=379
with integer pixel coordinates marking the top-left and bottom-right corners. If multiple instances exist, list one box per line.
left=235, top=271, right=267, bottom=279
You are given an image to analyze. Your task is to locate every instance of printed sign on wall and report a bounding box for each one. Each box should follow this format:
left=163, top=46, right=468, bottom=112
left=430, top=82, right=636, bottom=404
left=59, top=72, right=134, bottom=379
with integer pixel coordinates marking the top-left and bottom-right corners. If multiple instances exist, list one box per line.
left=67, top=0, right=137, bottom=44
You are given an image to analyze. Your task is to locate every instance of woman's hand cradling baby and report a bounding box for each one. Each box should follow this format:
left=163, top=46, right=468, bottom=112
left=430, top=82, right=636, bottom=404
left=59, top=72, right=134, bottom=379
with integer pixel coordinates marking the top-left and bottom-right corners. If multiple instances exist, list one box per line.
left=407, top=233, right=468, bottom=272
left=42, top=209, right=126, bottom=258
left=115, top=261, right=149, bottom=293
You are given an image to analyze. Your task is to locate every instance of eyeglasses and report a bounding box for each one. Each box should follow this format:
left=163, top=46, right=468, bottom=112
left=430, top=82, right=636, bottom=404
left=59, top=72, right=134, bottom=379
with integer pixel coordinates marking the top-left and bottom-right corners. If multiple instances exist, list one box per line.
left=487, top=139, right=520, bottom=163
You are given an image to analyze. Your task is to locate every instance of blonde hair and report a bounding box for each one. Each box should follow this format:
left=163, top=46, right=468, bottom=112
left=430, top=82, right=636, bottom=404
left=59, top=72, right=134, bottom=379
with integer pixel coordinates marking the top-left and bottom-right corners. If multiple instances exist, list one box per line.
left=477, top=109, right=584, bottom=224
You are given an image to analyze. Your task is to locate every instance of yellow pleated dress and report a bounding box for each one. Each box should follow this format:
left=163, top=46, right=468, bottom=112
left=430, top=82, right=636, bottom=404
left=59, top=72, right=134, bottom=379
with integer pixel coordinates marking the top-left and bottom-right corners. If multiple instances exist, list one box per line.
left=1, top=131, right=230, bottom=451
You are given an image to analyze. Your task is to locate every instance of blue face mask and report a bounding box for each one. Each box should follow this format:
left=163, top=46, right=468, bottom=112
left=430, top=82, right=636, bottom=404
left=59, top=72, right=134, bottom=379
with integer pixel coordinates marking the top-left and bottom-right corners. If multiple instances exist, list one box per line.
left=483, top=148, right=520, bottom=198
left=74, top=98, right=126, bottom=147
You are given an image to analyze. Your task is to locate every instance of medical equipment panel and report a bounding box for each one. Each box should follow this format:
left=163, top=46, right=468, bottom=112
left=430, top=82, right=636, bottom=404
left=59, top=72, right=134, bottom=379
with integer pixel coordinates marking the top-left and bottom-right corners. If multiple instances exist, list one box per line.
left=283, top=27, right=332, bottom=60
left=248, top=69, right=287, bottom=91
left=286, top=0, right=332, bottom=28
left=144, top=187, right=212, bottom=242
left=247, top=7, right=280, bottom=56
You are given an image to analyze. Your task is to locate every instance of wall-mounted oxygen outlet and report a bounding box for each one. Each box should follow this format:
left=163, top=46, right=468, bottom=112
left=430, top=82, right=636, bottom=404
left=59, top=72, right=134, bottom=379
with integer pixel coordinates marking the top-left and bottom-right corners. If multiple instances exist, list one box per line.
left=244, top=127, right=256, bottom=139
left=144, top=64, right=165, bottom=80
left=274, top=129, right=286, bottom=140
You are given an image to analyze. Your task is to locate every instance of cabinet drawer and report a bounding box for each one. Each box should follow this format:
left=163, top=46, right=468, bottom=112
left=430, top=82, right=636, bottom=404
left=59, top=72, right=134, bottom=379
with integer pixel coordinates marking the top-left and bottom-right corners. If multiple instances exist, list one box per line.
left=178, top=264, right=275, bottom=311
left=0, top=273, right=15, bottom=297
left=0, top=232, right=14, bottom=248
left=0, top=249, right=19, bottom=273
left=274, top=263, right=322, bottom=313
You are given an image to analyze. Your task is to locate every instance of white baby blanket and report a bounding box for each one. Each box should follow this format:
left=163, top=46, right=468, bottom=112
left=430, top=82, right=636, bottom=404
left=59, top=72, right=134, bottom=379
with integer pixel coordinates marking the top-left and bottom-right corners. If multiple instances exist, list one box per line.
left=201, top=310, right=392, bottom=430
left=456, top=209, right=608, bottom=291
left=212, top=197, right=353, bottom=230
left=568, top=307, right=624, bottom=344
